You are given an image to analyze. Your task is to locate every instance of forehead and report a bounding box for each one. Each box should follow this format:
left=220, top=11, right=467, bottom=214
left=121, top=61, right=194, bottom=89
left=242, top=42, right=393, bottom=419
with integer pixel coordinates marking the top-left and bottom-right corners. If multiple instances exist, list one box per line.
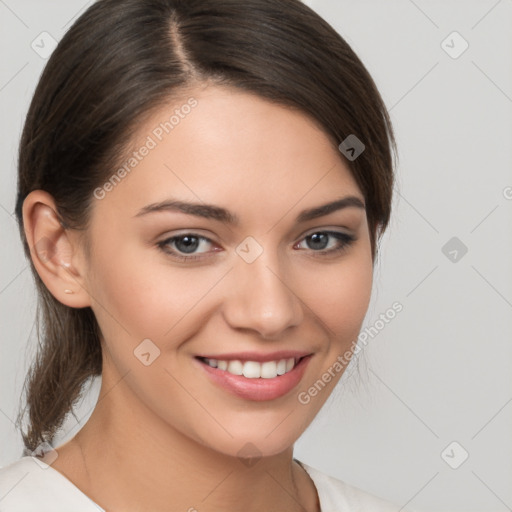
left=91, top=85, right=362, bottom=226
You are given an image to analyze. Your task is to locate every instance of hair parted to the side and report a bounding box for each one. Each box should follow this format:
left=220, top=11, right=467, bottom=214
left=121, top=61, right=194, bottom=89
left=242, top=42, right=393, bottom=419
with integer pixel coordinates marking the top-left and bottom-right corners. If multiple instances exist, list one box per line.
left=14, top=0, right=398, bottom=453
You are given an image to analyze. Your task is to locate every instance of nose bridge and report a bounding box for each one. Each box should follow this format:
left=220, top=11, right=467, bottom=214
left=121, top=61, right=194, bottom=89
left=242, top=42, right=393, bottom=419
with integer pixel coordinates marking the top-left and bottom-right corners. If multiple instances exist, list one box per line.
left=224, top=237, right=303, bottom=337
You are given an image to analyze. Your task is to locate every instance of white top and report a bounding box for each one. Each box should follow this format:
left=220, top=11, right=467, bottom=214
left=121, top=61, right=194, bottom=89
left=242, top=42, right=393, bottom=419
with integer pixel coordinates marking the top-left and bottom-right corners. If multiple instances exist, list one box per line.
left=0, top=456, right=415, bottom=511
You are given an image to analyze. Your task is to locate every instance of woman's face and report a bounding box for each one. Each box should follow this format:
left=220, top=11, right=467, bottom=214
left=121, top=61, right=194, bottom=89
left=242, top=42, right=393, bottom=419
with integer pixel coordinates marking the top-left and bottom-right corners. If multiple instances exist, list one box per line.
left=81, top=84, right=373, bottom=458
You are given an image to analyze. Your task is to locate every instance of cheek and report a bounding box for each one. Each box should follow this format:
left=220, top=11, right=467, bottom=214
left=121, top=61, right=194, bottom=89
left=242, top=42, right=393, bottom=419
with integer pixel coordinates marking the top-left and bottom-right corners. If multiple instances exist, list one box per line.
left=294, top=254, right=373, bottom=408
left=83, top=234, right=164, bottom=341
left=310, top=254, right=374, bottom=343
left=86, top=240, right=219, bottom=346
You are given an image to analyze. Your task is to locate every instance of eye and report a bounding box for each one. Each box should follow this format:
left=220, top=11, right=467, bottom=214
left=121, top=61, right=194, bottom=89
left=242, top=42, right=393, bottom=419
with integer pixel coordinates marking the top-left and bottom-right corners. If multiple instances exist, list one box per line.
left=157, top=230, right=356, bottom=263
left=294, top=231, right=356, bottom=257
left=157, top=233, right=218, bottom=261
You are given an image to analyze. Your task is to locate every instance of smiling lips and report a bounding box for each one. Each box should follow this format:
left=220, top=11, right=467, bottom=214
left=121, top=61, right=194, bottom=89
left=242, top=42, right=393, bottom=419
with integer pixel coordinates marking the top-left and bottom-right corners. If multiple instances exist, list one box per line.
left=195, top=351, right=313, bottom=401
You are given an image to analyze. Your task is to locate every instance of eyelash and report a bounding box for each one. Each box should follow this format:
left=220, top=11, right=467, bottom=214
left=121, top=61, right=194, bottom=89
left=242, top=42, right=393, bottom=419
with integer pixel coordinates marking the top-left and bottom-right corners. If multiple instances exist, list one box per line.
left=157, top=230, right=356, bottom=262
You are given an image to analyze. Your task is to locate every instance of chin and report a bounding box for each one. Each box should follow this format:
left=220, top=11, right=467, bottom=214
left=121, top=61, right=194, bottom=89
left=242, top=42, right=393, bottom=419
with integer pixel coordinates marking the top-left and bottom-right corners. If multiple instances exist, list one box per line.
left=196, top=423, right=304, bottom=462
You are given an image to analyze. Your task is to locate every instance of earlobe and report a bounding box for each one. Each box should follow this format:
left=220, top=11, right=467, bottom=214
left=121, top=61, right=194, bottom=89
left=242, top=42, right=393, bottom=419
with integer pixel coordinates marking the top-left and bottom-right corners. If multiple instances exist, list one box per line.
left=22, top=190, right=91, bottom=308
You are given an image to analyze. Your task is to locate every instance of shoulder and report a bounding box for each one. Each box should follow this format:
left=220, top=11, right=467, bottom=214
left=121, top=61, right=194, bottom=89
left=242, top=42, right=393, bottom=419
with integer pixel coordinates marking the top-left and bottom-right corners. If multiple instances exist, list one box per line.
left=297, top=460, right=418, bottom=512
left=0, top=456, right=102, bottom=512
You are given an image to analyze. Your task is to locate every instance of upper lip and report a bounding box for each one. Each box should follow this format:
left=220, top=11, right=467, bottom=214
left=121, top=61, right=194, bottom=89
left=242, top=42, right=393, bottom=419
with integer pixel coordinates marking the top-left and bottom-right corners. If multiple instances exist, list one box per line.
left=196, top=350, right=313, bottom=363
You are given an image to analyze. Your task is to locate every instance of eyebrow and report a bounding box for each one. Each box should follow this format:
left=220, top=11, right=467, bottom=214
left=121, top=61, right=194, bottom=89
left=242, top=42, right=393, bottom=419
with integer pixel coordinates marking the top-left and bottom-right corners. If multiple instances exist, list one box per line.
left=134, top=195, right=365, bottom=225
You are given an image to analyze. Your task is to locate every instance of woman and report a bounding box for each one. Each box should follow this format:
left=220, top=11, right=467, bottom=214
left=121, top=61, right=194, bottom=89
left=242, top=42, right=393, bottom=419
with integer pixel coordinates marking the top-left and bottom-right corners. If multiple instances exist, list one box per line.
left=0, top=0, right=413, bottom=510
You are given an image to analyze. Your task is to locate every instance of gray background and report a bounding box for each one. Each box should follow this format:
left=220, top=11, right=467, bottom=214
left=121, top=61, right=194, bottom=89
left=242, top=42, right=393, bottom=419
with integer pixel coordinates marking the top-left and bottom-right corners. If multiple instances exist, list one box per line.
left=1, top=1, right=511, bottom=511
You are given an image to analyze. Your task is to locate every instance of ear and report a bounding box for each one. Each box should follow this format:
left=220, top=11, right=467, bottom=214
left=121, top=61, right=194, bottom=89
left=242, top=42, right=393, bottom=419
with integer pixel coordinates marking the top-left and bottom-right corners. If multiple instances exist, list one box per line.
left=22, top=190, right=91, bottom=308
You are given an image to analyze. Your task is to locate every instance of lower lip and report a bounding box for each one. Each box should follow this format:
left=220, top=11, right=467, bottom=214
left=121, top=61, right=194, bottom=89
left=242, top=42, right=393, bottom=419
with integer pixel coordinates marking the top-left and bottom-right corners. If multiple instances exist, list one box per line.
left=194, top=355, right=313, bottom=401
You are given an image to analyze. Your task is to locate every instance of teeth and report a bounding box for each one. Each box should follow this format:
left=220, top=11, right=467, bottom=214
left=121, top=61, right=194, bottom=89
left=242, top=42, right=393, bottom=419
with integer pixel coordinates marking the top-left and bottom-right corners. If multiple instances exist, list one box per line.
left=243, top=361, right=261, bottom=379
left=260, top=361, right=277, bottom=379
left=276, top=359, right=287, bottom=375
left=203, top=357, right=298, bottom=378
left=227, top=360, right=243, bottom=375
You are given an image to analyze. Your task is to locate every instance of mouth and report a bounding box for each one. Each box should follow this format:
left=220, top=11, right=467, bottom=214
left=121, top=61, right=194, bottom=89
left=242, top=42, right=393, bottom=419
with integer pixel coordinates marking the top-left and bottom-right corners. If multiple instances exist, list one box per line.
left=196, top=355, right=306, bottom=379
left=194, top=353, right=313, bottom=401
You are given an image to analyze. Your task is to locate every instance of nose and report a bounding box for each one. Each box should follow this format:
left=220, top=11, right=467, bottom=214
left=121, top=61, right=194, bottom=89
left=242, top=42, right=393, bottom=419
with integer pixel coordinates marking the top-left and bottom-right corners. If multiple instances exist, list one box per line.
left=222, top=248, right=304, bottom=340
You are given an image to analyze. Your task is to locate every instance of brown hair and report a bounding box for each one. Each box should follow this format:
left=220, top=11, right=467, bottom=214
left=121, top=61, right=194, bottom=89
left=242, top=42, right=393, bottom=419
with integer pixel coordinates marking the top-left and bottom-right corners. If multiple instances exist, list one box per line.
left=15, top=0, right=397, bottom=453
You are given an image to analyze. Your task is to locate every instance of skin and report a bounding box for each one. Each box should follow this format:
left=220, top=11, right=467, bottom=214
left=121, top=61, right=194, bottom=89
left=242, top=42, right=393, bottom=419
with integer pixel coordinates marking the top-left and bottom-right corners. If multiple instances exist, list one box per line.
left=23, top=84, right=374, bottom=512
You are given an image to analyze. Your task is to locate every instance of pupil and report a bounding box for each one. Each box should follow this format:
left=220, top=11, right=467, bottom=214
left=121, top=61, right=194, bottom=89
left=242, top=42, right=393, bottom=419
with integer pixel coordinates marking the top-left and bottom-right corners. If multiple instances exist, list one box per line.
left=176, top=236, right=199, bottom=254
left=309, top=233, right=328, bottom=250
